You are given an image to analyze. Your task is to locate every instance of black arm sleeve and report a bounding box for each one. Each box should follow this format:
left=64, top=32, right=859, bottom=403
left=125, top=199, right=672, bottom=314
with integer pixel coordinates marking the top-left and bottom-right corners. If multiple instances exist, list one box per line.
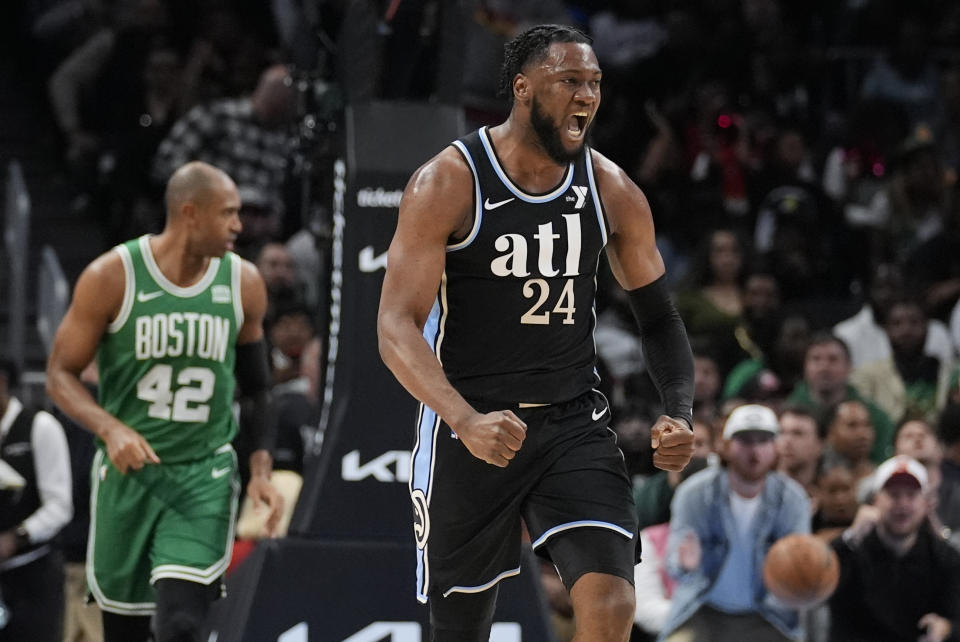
left=625, top=274, right=694, bottom=428
left=235, top=339, right=276, bottom=452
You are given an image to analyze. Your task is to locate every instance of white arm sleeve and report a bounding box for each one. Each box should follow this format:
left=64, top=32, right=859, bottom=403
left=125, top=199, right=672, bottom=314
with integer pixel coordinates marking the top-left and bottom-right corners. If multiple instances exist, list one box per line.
left=23, top=411, right=73, bottom=543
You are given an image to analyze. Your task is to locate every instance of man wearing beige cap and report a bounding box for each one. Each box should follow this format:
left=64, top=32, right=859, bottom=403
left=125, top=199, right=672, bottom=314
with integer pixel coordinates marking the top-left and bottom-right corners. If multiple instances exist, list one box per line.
left=830, top=455, right=960, bottom=641
left=660, top=404, right=810, bottom=641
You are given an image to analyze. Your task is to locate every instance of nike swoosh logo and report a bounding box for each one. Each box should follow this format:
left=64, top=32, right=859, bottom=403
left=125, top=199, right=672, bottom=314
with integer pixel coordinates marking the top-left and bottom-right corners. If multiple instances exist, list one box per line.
left=592, top=407, right=608, bottom=421
left=483, top=197, right=515, bottom=210
left=211, top=467, right=231, bottom=479
left=137, top=290, right=164, bottom=302
left=358, top=245, right=389, bottom=273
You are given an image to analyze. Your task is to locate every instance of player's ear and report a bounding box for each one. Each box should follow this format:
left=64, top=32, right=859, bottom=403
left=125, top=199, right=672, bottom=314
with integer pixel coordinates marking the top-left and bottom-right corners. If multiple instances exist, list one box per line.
left=180, top=202, right=198, bottom=225
left=513, top=74, right=529, bottom=103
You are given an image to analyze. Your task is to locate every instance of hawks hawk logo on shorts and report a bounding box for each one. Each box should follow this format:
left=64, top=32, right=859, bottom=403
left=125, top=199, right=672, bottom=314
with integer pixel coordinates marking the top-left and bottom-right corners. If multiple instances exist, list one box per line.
left=411, top=489, right=430, bottom=549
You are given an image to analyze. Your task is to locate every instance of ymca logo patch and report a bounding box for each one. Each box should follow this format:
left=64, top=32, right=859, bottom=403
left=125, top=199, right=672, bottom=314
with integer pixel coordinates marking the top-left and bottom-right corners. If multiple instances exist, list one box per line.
left=571, top=185, right=589, bottom=209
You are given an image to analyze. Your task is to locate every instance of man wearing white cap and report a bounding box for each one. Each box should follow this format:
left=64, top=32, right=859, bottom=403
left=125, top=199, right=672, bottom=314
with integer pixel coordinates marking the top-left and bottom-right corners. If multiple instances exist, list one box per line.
left=660, top=404, right=810, bottom=641
left=829, top=454, right=960, bottom=642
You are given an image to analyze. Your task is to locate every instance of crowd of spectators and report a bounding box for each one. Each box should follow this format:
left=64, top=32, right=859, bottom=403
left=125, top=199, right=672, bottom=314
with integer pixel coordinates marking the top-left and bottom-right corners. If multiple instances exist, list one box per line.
left=6, top=0, right=960, bottom=640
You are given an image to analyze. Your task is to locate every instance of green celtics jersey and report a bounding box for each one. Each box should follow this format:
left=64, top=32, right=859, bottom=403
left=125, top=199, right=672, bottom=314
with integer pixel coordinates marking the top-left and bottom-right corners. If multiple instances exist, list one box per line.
left=97, top=235, right=243, bottom=463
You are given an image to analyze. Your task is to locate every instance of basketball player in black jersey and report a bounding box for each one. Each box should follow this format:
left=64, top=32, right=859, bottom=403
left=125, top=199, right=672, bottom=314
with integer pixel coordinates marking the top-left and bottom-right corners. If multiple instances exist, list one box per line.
left=378, top=24, right=695, bottom=642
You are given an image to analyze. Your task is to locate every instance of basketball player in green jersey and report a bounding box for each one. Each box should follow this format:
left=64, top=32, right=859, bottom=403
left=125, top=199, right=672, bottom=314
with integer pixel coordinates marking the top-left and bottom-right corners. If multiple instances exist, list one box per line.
left=46, top=161, right=284, bottom=642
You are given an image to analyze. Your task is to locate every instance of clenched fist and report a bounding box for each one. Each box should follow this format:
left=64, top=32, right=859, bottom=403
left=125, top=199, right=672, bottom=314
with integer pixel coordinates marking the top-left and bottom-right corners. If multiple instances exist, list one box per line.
left=456, top=410, right=527, bottom=467
left=651, top=415, right=694, bottom=472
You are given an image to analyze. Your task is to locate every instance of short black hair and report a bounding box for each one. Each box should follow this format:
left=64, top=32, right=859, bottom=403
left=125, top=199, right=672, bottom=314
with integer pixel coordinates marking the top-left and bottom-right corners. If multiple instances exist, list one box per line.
left=0, top=358, right=19, bottom=390
left=779, top=404, right=827, bottom=440
left=821, top=398, right=871, bottom=435
left=498, top=24, right=592, bottom=100
left=805, top=331, right=851, bottom=362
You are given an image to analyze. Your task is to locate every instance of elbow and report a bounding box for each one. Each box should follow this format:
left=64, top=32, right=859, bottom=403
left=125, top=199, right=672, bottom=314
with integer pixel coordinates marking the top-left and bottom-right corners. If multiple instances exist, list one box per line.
left=377, top=312, right=397, bottom=366
left=44, top=366, right=60, bottom=404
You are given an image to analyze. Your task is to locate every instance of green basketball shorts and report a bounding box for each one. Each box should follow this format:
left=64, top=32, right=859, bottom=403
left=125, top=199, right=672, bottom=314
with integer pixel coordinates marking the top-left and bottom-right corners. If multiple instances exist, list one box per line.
left=87, top=444, right=239, bottom=615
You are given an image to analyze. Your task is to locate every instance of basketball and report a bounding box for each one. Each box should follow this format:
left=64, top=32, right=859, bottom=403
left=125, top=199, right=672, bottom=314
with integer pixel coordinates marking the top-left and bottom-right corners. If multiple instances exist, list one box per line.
left=763, top=534, right=839, bottom=609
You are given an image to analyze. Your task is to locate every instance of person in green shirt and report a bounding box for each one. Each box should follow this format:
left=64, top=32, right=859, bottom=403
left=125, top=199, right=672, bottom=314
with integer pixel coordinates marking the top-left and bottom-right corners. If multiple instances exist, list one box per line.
left=46, top=161, right=284, bottom=642
left=786, top=333, right=894, bottom=462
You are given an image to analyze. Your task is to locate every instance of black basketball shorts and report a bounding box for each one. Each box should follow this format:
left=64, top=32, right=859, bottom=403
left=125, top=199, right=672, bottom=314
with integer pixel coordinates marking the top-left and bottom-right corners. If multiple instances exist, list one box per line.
left=408, top=389, right=639, bottom=602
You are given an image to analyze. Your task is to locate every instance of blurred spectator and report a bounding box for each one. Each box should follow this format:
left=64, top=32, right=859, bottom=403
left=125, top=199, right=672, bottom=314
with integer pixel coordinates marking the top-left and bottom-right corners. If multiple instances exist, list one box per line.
left=612, top=405, right=657, bottom=488
left=787, top=333, right=895, bottom=462
left=176, top=4, right=275, bottom=110
left=47, top=0, right=172, bottom=177
left=830, top=455, right=960, bottom=641
left=909, top=184, right=960, bottom=324
left=692, top=352, right=721, bottom=420
left=53, top=38, right=187, bottom=242
left=235, top=300, right=319, bottom=486
left=632, top=458, right=711, bottom=641
left=937, top=404, right=960, bottom=545
left=686, top=83, right=752, bottom=218
left=834, top=262, right=954, bottom=369
left=733, top=270, right=782, bottom=364
left=776, top=405, right=825, bottom=498
left=674, top=229, right=746, bottom=376
left=851, top=296, right=953, bottom=425
left=858, top=415, right=946, bottom=502
left=822, top=100, right=908, bottom=283
left=0, top=357, right=72, bottom=642
left=268, top=302, right=321, bottom=406
left=868, top=130, right=951, bottom=265
left=594, top=284, right=644, bottom=408
left=750, top=125, right=821, bottom=213
left=285, top=227, right=324, bottom=314
left=457, top=0, right=571, bottom=128
left=661, top=404, right=809, bottom=641
left=811, top=461, right=859, bottom=543
left=933, top=64, right=960, bottom=180
left=860, top=17, right=940, bottom=127
left=226, top=187, right=282, bottom=262
left=822, top=399, right=877, bottom=484
left=723, top=312, right=810, bottom=403
left=587, top=2, right=668, bottom=171
left=152, top=63, right=296, bottom=223
left=888, top=417, right=960, bottom=544
left=255, top=241, right=305, bottom=321
left=895, top=417, right=944, bottom=467
left=753, top=174, right=843, bottom=301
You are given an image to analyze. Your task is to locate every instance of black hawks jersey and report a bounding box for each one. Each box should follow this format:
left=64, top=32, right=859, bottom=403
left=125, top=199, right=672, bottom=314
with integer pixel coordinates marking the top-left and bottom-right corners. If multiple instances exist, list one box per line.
left=424, top=126, right=609, bottom=405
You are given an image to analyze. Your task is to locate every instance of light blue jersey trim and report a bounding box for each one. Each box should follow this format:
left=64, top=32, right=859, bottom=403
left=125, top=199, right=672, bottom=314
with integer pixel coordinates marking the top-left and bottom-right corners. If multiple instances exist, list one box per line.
left=422, top=297, right=442, bottom=353
left=411, top=403, right=441, bottom=603
left=448, top=140, right=483, bottom=251
left=412, top=300, right=445, bottom=602
left=478, top=127, right=574, bottom=202
left=442, top=567, right=522, bottom=598
left=531, top=520, right=634, bottom=550
left=584, top=148, right=608, bottom=246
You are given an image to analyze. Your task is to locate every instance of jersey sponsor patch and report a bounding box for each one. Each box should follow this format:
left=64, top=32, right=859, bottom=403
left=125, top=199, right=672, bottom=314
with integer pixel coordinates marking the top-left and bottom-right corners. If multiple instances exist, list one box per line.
left=572, top=185, right=589, bottom=209
left=211, top=285, right=231, bottom=304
